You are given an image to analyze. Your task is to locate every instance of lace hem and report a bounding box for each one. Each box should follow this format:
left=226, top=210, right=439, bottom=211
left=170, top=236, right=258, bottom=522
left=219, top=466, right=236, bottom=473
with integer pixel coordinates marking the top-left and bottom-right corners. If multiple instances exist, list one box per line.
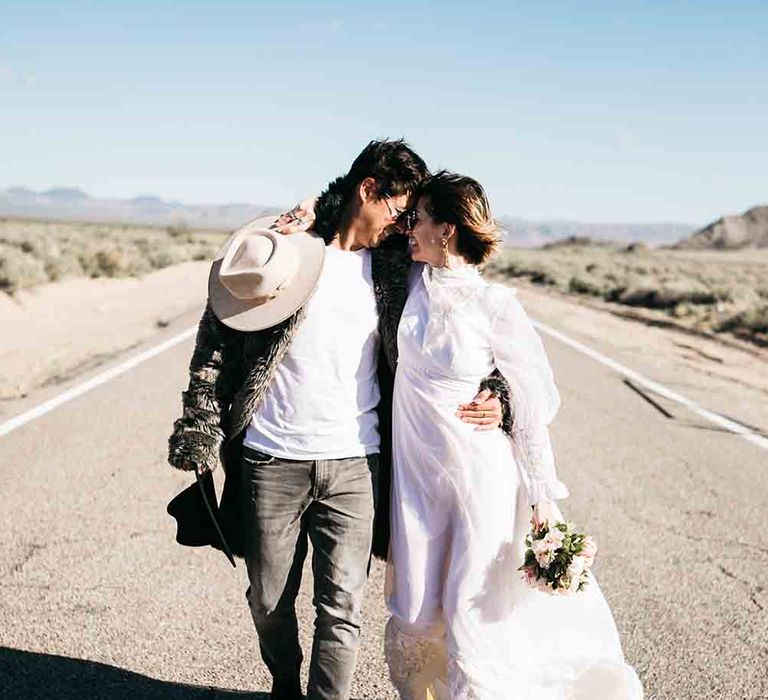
left=384, top=617, right=448, bottom=700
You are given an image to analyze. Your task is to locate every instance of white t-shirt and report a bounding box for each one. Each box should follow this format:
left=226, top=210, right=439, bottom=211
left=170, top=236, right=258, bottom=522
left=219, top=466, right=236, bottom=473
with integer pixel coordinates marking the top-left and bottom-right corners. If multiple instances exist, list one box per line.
left=243, top=246, right=381, bottom=459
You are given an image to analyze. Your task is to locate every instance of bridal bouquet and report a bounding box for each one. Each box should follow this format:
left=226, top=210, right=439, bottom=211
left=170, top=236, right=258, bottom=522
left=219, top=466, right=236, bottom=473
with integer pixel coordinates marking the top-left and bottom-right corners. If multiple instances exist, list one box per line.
left=518, top=516, right=597, bottom=595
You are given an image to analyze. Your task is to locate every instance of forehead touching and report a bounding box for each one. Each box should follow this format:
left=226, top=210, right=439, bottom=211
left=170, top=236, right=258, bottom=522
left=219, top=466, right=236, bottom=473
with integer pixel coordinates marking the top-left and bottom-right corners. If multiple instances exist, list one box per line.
left=415, top=196, right=431, bottom=215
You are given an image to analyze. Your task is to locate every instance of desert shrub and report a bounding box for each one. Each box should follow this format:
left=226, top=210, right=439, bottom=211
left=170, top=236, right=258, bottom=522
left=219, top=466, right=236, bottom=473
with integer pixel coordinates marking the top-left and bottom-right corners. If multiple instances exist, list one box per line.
left=44, top=253, right=83, bottom=282
left=665, top=286, right=719, bottom=306
left=529, top=268, right=559, bottom=286
left=710, top=286, right=734, bottom=303
left=124, top=250, right=154, bottom=276
left=618, top=280, right=718, bottom=309
left=672, top=303, right=694, bottom=318
left=192, top=242, right=221, bottom=260
left=497, top=257, right=565, bottom=287
left=147, top=246, right=183, bottom=268
left=0, top=218, right=228, bottom=292
left=568, top=275, right=606, bottom=297
left=542, top=236, right=597, bottom=249
left=166, top=218, right=189, bottom=238
left=0, top=246, right=48, bottom=292
left=490, top=245, right=768, bottom=345
left=78, top=245, right=143, bottom=278
left=92, top=247, right=124, bottom=277
left=718, top=305, right=768, bottom=335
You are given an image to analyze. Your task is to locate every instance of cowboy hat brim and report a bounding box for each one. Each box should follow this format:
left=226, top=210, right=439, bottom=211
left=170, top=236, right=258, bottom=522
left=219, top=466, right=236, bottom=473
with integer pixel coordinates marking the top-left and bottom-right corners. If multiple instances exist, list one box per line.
left=208, top=219, right=325, bottom=332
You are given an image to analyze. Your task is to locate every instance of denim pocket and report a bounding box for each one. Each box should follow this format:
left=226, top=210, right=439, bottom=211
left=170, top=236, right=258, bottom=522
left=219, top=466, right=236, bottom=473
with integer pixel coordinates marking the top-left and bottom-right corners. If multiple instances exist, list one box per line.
left=242, top=447, right=276, bottom=466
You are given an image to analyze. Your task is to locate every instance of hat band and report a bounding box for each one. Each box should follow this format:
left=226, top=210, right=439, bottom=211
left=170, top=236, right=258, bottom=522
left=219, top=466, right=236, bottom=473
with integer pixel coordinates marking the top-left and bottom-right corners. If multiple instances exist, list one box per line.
left=249, top=277, right=291, bottom=305
left=223, top=263, right=297, bottom=301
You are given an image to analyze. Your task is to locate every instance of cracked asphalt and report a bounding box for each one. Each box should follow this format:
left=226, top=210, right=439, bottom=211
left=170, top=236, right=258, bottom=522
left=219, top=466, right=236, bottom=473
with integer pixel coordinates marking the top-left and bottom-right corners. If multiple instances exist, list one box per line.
left=1, top=304, right=766, bottom=700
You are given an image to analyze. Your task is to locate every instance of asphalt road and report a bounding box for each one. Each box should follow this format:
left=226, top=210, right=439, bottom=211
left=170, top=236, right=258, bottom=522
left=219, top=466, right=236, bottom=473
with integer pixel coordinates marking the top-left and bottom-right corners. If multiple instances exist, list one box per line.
left=1, top=304, right=766, bottom=700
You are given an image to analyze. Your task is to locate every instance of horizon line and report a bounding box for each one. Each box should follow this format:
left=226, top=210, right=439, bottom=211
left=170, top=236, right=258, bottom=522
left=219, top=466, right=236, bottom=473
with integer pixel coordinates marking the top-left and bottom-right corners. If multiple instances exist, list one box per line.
left=0, top=184, right=710, bottom=228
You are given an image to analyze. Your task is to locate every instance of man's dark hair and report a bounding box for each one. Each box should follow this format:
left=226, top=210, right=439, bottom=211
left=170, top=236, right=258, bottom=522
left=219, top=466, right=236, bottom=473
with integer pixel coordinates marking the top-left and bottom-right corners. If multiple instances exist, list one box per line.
left=346, top=139, right=429, bottom=198
left=314, top=139, right=429, bottom=242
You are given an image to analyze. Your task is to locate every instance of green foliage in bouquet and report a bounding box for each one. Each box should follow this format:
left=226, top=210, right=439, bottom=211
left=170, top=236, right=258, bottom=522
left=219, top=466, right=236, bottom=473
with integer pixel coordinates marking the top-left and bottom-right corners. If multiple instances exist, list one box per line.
left=517, top=519, right=597, bottom=595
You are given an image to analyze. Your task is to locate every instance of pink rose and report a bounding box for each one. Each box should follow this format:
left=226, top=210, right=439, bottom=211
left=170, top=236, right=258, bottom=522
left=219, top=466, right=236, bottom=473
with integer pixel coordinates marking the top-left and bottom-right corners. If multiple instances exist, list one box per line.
left=522, top=565, right=538, bottom=586
left=581, top=537, right=598, bottom=566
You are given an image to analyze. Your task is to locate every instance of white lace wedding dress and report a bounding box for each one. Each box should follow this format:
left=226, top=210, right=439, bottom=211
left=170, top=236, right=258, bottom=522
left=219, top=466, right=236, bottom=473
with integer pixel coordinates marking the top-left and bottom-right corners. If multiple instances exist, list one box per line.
left=385, top=264, right=643, bottom=700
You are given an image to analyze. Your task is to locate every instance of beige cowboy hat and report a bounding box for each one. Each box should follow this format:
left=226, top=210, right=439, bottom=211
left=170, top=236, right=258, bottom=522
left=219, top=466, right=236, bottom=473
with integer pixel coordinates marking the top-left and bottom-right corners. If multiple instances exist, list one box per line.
left=208, top=217, right=325, bottom=331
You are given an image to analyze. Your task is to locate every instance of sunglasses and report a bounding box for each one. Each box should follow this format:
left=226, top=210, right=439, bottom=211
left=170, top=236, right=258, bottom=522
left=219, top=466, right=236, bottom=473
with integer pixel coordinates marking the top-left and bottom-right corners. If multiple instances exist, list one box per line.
left=397, top=209, right=418, bottom=232
left=383, top=195, right=407, bottom=221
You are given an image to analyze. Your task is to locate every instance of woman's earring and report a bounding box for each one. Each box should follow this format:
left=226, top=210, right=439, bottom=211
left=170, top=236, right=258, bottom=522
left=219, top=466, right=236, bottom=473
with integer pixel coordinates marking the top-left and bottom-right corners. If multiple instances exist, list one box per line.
left=441, top=236, right=449, bottom=268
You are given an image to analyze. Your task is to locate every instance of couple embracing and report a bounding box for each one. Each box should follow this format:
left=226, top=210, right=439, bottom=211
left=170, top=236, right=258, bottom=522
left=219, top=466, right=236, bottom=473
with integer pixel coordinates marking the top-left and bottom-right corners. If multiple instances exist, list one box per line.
left=167, top=140, right=643, bottom=699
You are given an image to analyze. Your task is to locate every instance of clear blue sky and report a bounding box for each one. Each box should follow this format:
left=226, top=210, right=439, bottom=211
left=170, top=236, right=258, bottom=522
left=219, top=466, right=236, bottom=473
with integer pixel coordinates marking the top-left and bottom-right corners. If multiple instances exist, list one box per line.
left=1, top=0, right=766, bottom=224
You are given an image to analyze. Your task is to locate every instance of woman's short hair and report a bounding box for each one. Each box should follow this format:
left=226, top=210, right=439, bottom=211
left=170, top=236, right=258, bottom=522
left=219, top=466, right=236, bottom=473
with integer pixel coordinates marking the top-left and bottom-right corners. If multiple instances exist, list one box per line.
left=418, top=171, right=503, bottom=266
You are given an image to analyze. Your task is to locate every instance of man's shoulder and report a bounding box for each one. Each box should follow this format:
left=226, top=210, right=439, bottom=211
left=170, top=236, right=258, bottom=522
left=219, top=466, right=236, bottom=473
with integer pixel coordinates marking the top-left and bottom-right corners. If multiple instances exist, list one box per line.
left=370, top=237, right=412, bottom=280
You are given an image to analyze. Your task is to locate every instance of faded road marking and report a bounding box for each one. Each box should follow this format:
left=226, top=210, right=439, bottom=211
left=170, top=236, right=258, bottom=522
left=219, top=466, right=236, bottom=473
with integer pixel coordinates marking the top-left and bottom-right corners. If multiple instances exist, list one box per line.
left=533, top=319, right=768, bottom=452
left=0, top=326, right=198, bottom=437
left=1, top=317, right=766, bottom=454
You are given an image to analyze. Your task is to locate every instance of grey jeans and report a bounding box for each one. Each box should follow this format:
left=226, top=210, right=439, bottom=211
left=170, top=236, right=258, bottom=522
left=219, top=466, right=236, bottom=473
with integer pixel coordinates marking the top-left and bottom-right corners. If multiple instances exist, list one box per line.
left=239, top=446, right=379, bottom=700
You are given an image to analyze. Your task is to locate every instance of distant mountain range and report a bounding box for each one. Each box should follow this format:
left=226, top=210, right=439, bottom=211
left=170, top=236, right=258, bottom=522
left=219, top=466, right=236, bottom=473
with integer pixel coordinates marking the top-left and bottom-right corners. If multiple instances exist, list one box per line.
left=0, top=186, right=699, bottom=247
left=497, top=216, right=693, bottom=248
left=673, top=205, right=768, bottom=250
left=0, top=187, right=282, bottom=231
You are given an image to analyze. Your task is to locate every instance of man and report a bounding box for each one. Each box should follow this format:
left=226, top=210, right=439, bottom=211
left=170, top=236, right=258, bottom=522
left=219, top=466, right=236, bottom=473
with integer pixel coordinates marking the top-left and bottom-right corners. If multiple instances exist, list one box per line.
left=168, top=140, right=509, bottom=700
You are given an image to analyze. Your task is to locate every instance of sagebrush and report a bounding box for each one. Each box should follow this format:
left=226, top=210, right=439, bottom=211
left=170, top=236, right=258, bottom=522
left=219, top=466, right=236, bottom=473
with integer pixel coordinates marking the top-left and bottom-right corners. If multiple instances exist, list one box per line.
left=487, top=242, right=768, bottom=346
left=0, top=218, right=228, bottom=293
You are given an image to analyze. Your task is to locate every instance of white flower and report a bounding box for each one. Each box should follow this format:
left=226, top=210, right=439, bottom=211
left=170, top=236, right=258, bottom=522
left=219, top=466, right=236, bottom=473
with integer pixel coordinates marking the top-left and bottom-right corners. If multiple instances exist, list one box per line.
left=543, top=527, right=565, bottom=549
left=531, top=539, right=555, bottom=569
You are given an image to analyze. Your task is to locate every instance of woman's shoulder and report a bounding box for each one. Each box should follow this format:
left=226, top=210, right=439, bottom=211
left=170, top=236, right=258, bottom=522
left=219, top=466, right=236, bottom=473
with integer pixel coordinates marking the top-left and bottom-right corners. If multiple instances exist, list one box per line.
left=483, top=279, right=518, bottom=300
left=481, top=280, right=521, bottom=320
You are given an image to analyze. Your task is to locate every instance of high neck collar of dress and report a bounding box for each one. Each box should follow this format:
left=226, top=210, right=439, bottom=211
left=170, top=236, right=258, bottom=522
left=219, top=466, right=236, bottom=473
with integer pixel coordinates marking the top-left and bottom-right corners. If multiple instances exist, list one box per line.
left=424, top=263, right=481, bottom=285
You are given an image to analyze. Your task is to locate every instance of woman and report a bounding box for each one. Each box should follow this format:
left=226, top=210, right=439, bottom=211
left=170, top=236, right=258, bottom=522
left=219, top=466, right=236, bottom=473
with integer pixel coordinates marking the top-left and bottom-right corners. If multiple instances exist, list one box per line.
left=384, top=172, right=643, bottom=699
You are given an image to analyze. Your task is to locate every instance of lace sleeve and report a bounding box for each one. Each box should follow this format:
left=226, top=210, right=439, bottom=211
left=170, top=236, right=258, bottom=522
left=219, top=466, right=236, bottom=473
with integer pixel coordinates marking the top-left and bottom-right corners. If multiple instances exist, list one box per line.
left=489, top=287, right=569, bottom=505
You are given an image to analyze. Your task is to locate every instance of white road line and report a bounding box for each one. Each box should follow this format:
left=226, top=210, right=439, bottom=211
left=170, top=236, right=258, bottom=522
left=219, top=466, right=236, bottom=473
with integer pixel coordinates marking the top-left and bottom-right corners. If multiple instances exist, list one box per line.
left=532, top=319, right=768, bottom=452
left=1, top=316, right=766, bottom=454
left=0, top=326, right=198, bottom=438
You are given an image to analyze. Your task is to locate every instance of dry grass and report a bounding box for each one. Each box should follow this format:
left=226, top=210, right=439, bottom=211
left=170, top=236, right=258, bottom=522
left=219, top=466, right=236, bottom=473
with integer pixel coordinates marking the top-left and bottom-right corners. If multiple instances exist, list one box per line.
left=487, top=241, right=768, bottom=346
left=5, top=218, right=767, bottom=347
left=0, top=217, right=228, bottom=294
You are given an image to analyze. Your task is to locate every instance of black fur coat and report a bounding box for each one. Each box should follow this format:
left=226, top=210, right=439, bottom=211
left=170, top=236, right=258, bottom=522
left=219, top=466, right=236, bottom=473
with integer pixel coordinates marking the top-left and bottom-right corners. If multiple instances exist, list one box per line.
left=167, top=181, right=511, bottom=560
